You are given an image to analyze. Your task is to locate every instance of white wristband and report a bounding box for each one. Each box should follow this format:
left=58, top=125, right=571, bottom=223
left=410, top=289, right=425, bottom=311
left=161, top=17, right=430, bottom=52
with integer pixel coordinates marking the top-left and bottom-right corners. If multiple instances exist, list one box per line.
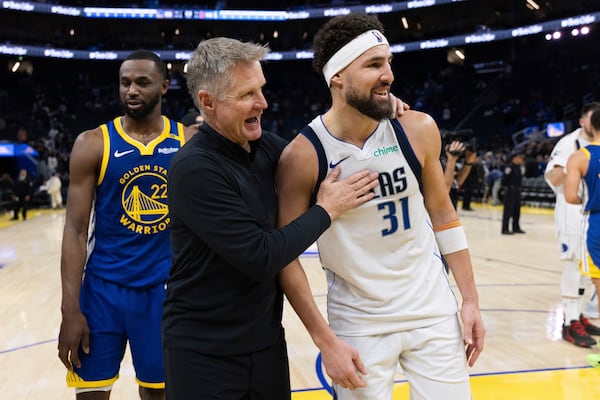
left=434, top=223, right=468, bottom=255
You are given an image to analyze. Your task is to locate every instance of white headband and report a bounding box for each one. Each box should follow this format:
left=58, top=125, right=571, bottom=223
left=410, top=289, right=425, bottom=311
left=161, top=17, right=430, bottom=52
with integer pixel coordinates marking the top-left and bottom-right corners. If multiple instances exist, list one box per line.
left=322, top=29, right=389, bottom=86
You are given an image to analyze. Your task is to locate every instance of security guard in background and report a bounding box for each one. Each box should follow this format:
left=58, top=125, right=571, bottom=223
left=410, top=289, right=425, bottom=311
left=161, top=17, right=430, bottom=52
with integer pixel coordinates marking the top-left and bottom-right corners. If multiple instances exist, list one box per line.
left=501, top=151, right=525, bottom=235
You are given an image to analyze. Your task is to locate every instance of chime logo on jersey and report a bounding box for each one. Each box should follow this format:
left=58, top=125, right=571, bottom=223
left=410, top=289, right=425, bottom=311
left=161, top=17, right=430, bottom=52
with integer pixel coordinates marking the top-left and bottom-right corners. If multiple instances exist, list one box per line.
left=119, top=164, right=169, bottom=235
left=373, top=144, right=399, bottom=157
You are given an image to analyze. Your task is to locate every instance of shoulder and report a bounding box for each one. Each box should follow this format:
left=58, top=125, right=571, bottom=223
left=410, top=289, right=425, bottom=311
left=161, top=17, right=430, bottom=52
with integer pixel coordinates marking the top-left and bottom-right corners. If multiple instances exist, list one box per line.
left=261, top=131, right=288, bottom=151
left=71, top=126, right=104, bottom=164
left=553, top=129, right=579, bottom=150
left=394, top=110, right=440, bottom=163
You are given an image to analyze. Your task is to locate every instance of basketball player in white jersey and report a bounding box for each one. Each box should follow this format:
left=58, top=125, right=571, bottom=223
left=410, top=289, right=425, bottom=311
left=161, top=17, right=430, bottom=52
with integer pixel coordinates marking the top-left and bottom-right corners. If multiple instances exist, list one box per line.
left=545, top=102, right=600, bottom=348
left=276, top=13, right=485, bottom=400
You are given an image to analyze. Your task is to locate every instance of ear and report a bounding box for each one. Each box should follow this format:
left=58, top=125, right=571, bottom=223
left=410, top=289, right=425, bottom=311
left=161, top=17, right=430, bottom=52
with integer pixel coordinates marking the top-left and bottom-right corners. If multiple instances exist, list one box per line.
left=198, top=90, right=214, bottom=111
left=330, top=72, right=343, bottom=88
left=161, top=79, right=169, bottom=94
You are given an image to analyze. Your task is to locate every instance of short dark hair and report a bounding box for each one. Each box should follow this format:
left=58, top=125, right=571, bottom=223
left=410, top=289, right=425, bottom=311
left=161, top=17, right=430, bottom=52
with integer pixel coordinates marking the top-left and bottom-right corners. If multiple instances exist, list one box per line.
left=124, top=49, right=168, bottom=80
left=591, top=109, right=600, bottom=131
left=312, top=13, right=384, bottom=76
left=581, top=101, right=600, bottom=117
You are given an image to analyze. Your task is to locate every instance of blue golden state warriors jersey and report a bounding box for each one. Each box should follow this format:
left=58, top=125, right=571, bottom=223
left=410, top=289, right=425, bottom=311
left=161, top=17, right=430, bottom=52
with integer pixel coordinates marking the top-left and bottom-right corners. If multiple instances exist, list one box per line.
left=86, top=116, right=185, bottom=287
left=582, top=143, right=600, bottom=213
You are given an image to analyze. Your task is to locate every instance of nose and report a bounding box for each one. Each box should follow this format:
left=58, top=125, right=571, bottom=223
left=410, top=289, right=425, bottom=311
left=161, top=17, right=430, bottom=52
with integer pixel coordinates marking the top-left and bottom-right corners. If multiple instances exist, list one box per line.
left=256, top=91, right=268, bottom=110
left=127, top=83, right=140, bottom=95
left=381, top=63, right=394, bottom=85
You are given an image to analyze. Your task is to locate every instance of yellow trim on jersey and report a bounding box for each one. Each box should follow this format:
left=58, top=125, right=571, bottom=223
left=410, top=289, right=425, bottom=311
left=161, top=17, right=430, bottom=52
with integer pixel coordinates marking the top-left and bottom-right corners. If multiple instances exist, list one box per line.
left=433, top=220, right=462, bottom=232
left=580, top=252, right=600, bottom=278
left=135, top=377, right=165, bottom=389
left=581, top=147, right=591, bottom=160
left=66, top=370, right=118, bottom=388
left=114, top=116, right=174, bottom=156
left=97, top=124, right=111, bottom=186
left=174, top=121, right=187, bottom=147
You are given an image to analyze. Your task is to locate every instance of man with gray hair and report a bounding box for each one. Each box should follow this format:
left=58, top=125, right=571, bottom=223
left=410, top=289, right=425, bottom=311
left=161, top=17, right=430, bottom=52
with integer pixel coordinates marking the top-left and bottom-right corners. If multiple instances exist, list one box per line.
left=162, top=37, right=381, bottom=399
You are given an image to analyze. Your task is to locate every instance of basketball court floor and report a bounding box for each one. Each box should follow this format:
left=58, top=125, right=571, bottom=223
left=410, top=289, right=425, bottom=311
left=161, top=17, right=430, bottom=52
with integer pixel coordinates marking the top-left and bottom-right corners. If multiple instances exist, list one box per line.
left=1, top=204, right=600, bottom=399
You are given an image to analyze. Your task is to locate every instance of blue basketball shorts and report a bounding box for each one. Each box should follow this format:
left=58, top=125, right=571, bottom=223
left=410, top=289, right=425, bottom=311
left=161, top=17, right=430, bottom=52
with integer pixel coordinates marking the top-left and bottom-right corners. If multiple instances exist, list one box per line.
left=66, top=273, right=166, bottom=389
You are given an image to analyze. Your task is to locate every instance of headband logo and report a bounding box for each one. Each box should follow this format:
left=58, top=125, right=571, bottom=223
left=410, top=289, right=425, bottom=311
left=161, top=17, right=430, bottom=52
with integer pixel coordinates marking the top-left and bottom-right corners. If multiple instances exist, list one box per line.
left=372, top=31, right=384, bottom=43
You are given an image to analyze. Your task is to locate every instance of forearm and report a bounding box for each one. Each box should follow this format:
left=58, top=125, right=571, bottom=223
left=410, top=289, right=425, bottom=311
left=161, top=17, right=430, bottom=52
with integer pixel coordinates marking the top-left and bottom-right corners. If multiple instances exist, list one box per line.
left=60, top=225, right=88, bottom=313
left=280, top=261, right=337, bottom=348
left=546, top=165, right=565, bottom=188
left=455, top=164, right=471, bottom=186
left=444, top=249, right=480, bottom=306
left=443, top=158, right=457, bottom=192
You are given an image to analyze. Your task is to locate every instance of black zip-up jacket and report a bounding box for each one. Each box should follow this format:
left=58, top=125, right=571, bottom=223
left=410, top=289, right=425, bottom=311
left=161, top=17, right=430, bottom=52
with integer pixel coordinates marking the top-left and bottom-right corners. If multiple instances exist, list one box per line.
left=162, top=123, right=331, bottom=355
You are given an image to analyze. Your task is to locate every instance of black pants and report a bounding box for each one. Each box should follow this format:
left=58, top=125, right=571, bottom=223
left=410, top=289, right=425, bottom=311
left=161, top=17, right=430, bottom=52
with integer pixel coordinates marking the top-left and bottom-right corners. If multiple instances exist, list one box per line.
left=164, top=340, right=291, bottom=400
left=12, top=198, right=29, bottom=220
left=502, top=189, right=522, bottom=232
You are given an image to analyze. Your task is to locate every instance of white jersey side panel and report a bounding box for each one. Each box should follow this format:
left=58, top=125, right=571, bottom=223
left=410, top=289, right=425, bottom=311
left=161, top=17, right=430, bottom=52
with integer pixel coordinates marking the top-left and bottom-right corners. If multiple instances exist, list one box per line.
left=544, top=128, right=588, bottom=237
left=307, top=116, right=458, bottom=336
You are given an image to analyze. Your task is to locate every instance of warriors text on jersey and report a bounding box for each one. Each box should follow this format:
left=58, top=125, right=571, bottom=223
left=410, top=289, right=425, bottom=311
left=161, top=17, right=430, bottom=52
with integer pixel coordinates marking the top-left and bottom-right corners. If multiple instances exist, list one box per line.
left=86, top=116, right=185, bottom=287
left=302, top=116, right=458, bottom=336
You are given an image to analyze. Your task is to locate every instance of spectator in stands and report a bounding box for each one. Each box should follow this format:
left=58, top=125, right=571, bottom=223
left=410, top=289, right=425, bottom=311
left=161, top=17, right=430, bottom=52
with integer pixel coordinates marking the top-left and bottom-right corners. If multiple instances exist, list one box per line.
left=483, top=166, right=502, bottom=206
left=443, top=140, right=475, bottom=209
left=460, top=145, right=484, bottom=211
left=180, top=109, right=203, bottom=136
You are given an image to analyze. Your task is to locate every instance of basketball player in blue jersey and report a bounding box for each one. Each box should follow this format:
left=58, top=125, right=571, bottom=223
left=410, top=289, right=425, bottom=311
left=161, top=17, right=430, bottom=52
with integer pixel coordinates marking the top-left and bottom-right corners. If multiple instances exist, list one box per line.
left=565, top=109, right=600, bottom=349
left=276, top=14, right=485, bottom=399
left=58, top=50, right=194, bottom=400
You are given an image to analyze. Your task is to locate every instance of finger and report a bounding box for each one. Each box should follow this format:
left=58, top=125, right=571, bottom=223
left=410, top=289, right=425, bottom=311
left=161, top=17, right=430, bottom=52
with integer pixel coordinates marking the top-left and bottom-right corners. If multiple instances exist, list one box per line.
left=70, top=346, right=81, bottom=369
left=352, top=171, right=378, bottom=189
left=353, top=356, right=368, bottom=376
left=326, top=166, right=341, bottom=182
left=345, top=169, right=373, bottom=185
left=57, top=347, right=72, bottom=370
left=466, top=344, right=482, bottom=367
left=81, top=332, right=90, bottom=354
left=347, top=374, right=367, bottom=390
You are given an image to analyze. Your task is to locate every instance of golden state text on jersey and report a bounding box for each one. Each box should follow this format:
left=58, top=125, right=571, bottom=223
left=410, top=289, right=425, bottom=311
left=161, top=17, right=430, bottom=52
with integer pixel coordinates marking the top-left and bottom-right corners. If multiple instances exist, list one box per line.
left=85, top=116, right=186, bottom=287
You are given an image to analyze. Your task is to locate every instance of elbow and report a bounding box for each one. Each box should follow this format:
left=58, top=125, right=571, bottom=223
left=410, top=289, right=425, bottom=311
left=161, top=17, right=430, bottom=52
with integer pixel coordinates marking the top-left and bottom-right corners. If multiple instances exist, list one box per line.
left=564, top=193, right=580, bottom=204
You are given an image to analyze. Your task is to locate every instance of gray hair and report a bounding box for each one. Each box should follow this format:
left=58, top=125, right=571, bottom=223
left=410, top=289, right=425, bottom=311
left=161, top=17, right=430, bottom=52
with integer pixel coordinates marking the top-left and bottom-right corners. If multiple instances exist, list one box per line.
left=186, top=37, right=269, bottom=109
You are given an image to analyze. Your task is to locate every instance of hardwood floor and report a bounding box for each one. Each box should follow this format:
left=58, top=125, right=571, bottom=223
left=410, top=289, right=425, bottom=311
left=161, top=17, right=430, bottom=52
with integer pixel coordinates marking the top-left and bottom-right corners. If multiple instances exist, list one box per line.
left=1, top=204, right=599, bottom=399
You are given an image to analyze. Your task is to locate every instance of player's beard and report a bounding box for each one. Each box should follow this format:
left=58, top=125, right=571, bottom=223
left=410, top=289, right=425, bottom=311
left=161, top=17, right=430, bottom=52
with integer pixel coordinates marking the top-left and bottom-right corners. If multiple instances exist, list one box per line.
left=345, top=83, right=393, bottom=121
left=122, top=93, right=161, bottom=120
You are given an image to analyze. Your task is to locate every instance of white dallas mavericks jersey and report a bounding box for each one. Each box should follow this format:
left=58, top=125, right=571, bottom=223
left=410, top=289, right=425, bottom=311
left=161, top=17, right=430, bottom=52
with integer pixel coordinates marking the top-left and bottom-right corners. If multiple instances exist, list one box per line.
left=303, top=116, right=458, bottom=336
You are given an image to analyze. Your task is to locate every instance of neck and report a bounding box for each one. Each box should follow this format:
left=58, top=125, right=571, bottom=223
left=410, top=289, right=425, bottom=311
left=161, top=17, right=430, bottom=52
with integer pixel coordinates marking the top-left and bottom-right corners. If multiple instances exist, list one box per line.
left=322, top=103, right=379, bottom=148
left=121, top=114, right=164, bottom=143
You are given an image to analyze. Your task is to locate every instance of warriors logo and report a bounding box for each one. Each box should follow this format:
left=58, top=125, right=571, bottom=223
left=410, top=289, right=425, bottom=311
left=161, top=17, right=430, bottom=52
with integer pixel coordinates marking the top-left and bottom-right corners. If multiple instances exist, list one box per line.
left=119, top=165, right=170, bottom=234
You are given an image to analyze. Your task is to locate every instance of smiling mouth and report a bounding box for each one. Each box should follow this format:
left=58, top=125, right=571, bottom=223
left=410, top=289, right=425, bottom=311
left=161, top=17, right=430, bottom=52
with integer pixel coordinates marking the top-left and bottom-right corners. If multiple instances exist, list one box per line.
left=245, top=116, right=259, bottom=124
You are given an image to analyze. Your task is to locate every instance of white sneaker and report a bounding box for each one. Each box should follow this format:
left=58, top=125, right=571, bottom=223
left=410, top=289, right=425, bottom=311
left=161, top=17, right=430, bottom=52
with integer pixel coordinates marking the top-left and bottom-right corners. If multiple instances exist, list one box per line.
left=584, top=301, right=600, bottom=319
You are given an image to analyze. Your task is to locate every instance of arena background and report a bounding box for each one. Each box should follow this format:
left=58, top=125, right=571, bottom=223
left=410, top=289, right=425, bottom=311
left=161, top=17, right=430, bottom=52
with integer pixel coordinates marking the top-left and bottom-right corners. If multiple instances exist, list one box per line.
left=2, top=2, right=600, bottom=400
